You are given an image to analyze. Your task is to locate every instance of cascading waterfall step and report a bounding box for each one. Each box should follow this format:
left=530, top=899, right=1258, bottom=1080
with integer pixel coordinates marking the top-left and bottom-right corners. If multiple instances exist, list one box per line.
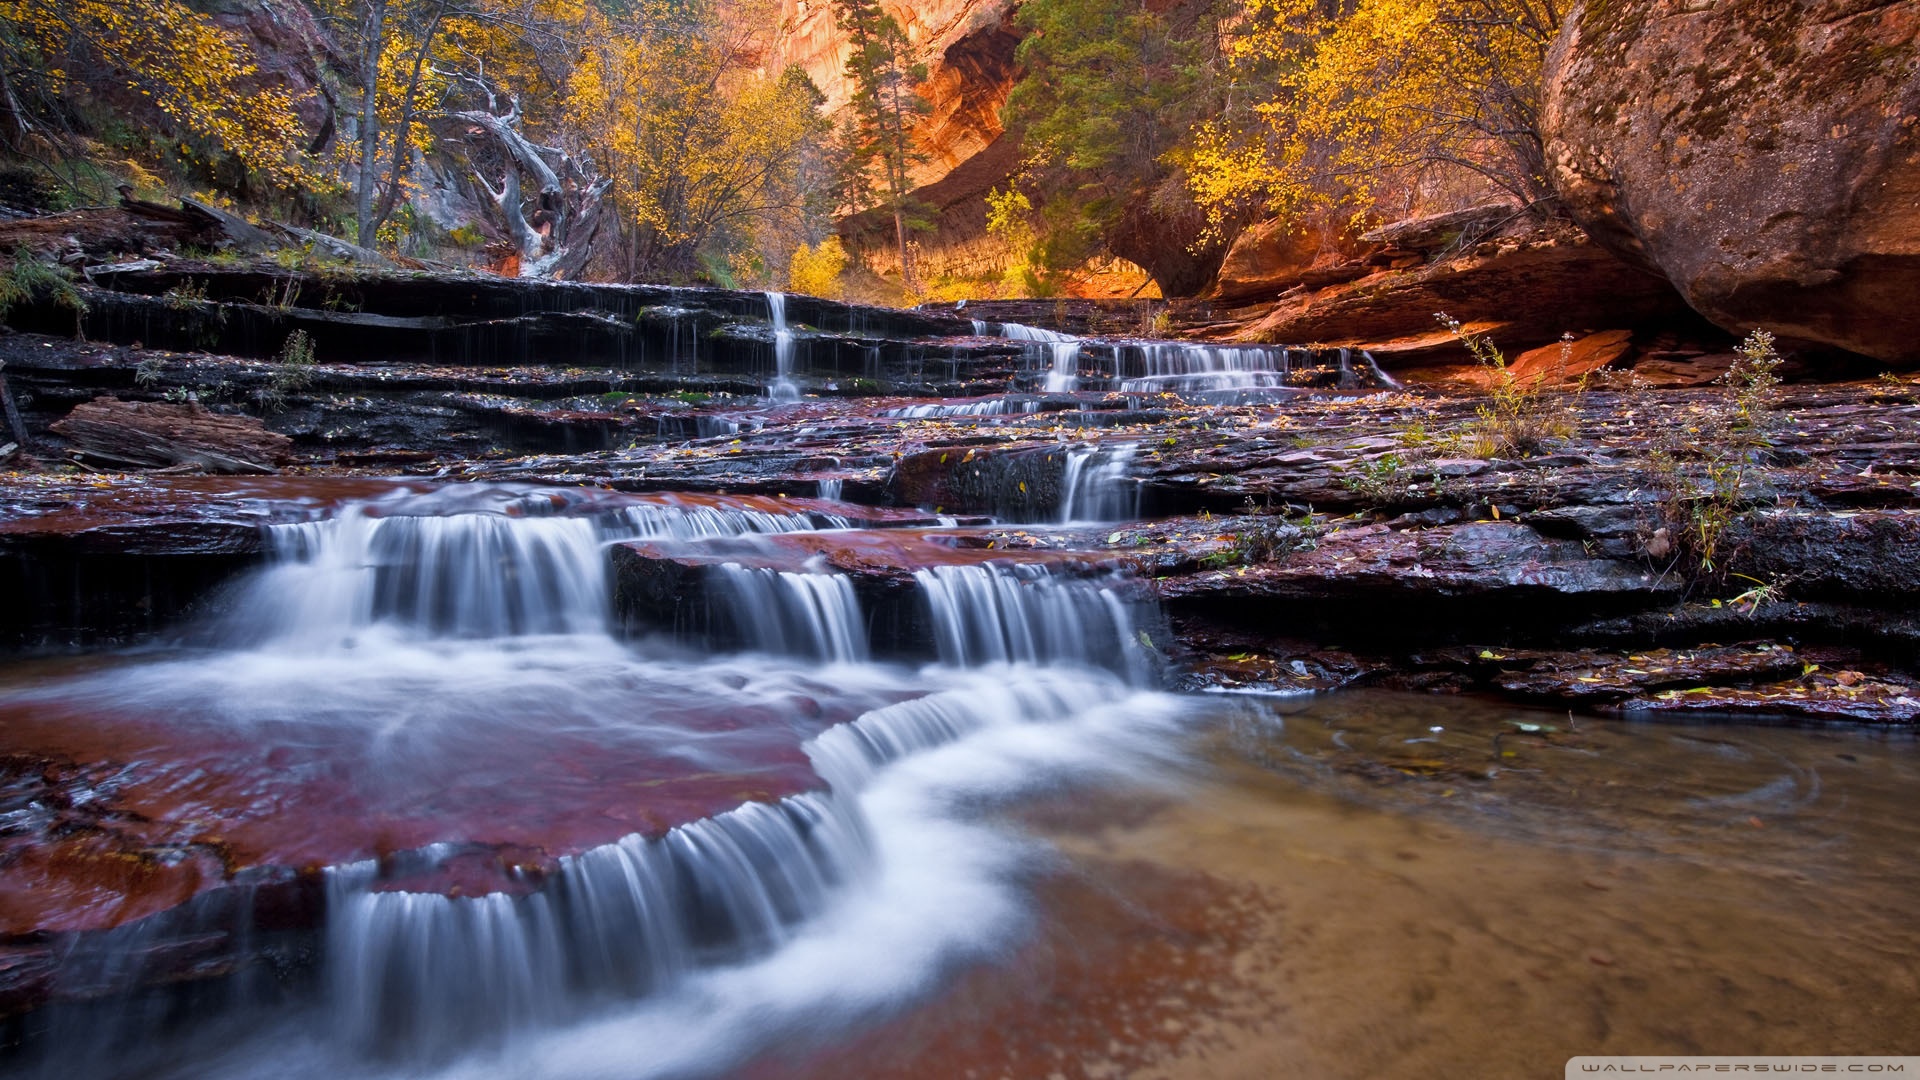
left=0, top=475, right=1178, bottom=1077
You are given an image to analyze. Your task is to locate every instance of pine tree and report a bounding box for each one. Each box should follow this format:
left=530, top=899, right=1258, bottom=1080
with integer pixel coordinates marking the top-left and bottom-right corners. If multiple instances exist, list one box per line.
left=831, top=0, right=929, bottom=291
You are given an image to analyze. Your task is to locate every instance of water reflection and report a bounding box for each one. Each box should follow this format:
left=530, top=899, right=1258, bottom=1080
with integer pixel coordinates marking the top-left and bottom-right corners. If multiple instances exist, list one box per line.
left=755, top=690, right=1920, bottom=1079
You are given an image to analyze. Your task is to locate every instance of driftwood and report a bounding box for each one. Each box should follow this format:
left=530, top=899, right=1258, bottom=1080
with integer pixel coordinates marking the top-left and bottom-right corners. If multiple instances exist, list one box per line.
left=451, top=92, right=608, bottom=280
left=50, top=397, right=291, bottom=474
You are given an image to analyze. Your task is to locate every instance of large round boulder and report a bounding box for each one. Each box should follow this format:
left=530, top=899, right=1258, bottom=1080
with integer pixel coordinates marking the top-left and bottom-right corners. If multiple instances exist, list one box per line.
left=1542, top=0, right=1920, bottom=363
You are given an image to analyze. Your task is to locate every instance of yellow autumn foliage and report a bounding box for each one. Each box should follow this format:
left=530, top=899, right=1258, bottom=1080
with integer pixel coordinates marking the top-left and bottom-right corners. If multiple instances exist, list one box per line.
left=1186, top=0, right=1558, bottom=235
left=564, top=0, right=829, bottom=278
left=0, top=0, right=315, bottom=188
left=788, top=237, right=848, bottom=299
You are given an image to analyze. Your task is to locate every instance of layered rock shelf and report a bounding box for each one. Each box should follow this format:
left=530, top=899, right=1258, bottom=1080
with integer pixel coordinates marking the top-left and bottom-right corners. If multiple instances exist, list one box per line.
left=4, top=254, right=1918, bottom=1041
left=5, top=305, right=1917, bottom=720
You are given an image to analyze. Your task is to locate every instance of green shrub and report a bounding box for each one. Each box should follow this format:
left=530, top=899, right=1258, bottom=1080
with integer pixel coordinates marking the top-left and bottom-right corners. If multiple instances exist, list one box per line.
left=1436, top=312, right=1577, bottom=458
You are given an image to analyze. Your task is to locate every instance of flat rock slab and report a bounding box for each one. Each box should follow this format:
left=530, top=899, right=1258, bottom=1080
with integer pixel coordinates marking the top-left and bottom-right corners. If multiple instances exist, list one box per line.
left=1159, top=520, right=1672, bottom=604
left=618, top=526, right=1131, bottom=583
left=0, top=657, right=870, bottom=938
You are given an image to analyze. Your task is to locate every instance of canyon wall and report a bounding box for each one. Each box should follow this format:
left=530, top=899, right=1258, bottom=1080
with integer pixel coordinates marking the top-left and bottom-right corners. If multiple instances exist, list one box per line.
left=770, top=0, right=1025, bottom=280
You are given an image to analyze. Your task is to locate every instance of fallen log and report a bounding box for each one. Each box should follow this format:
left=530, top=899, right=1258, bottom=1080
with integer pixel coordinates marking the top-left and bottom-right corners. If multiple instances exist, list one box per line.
left=49, top=397, right=291, bottom=474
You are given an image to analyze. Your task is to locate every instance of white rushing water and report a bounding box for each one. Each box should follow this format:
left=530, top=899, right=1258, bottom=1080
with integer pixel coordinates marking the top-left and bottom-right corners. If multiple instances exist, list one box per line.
left=1058, top=443, right=1142, bottom=524
left=6, top=483, right=1189, bottom=1080
left=915, top=562, right=1157, bottom=684
left=991, top=321, right=1082, bottom=393
left=881, top=398, right=1042, bottom=418
left=713, top=564, right=869, bottom=663
left=1118, top=343, right=1298, bottom=394
left=765, top=291, right=801, bottom=404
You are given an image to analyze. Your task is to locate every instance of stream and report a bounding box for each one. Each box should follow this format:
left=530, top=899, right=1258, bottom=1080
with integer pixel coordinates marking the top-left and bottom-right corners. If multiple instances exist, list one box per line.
left=0, top=294, right=1916, bottom=1075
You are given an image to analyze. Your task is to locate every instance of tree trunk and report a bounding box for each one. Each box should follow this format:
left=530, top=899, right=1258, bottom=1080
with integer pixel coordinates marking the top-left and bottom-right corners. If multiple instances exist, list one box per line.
left=354, top=0, right=389, bottom=249
left=893, top=207, right=911, bottom=293
left=368, top=5, right=447, bottom=243
left=455, top=101, right=608, bottom=279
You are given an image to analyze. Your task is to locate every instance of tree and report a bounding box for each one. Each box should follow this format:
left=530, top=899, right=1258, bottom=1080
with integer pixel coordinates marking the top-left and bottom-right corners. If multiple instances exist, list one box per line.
left=831, top=0, right=928, bottom=291
left=1001, top=0, right=1239, bottom=297
left=563, top=0, right=831, bottom=281
left=0, top=0, right=313, bottom=194
left=788, top=236, right=847, bottom=297
left=317, top=0, right=591, bottom=249
left=1186, top=0, right=1559, bottom=235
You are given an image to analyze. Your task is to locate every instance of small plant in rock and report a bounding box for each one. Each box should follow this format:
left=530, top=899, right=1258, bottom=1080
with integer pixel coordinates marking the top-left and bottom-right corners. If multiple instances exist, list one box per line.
left=164, top=279, right=211, bottom=308
left=256, top=330, right=316, bottom=413
left=1338, top=452, right=1405, bottom=504
left=1202, top=514, right=1316, bottom=569
left=1647, top=329, right=1788, bottom=578
left=0, top=253, right=89, bottom=327
left=1395, top=417, right=1434, bottom=449
left=1721, top=329, right=1784, bottom=441
left=1436, top=312, right=1577, bottom=458
left=1725, top=573, right=1786, bottom=617
left=260, top=274, right=303, bottom=311
left=164, top=380, right=233, bottom=405
left=134, top=356, right=167, bottom=387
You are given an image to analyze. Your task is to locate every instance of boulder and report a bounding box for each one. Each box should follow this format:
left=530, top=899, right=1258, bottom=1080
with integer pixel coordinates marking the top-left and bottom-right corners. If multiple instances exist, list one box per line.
left=1506, top=329, right=1635, bottom=388
left=1542, top=0, right=1920, bottom=364
left=1239, top=218, right=1689, bottom=358
left=1209, top=215, right=1372, bottom=303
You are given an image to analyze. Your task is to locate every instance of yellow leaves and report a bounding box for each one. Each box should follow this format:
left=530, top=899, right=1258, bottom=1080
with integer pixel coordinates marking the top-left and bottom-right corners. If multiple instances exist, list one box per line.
left=5, top=0, right=317, bottom=188
left=788, top=238, right=847, bottom=299
left=1191, top=0, right=1552, bottom=226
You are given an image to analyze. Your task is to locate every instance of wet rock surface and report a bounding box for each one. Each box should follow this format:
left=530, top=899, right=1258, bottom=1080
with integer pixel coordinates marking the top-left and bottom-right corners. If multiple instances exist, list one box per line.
left=7, top=375, right=1917, bottom=720
left=4, top=256, right=1920, bottom=1042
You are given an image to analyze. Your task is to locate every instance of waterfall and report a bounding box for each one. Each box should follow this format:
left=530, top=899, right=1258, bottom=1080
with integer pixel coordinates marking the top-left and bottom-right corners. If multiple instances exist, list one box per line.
left=712, top=565, right=869, bottom=663
left=913, top=563, right=1155, bottom=682
left=609, top=499, right=847, bottom=542
left=806, top=672, right=1138, bottom=791
left=992, top=322, right=1082, bottom=392
left=1362, top=349, right=1401, bottom=389
left=996, top=322, right=1073, bottom=344
left=2, top=472, right=1187, bottom=1076
left=1059, top=443, right=1141, bottom=523
left=327, top=789, right=870, bottom=1056
left=1044, top=341, right=1081, bottom=392
left=255, top=511, right=612, bottom=641
left=882, top=398, right=1040, bottom=418
left=765, top=292, right=800, bottom=404
left=816, top=478, right=843, bottom=500
left=313, top=656, right=1171, bottom=1067
left=1118, top=343, right=1296, bottom=394
left=237, top=493, right=850, bottom=646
